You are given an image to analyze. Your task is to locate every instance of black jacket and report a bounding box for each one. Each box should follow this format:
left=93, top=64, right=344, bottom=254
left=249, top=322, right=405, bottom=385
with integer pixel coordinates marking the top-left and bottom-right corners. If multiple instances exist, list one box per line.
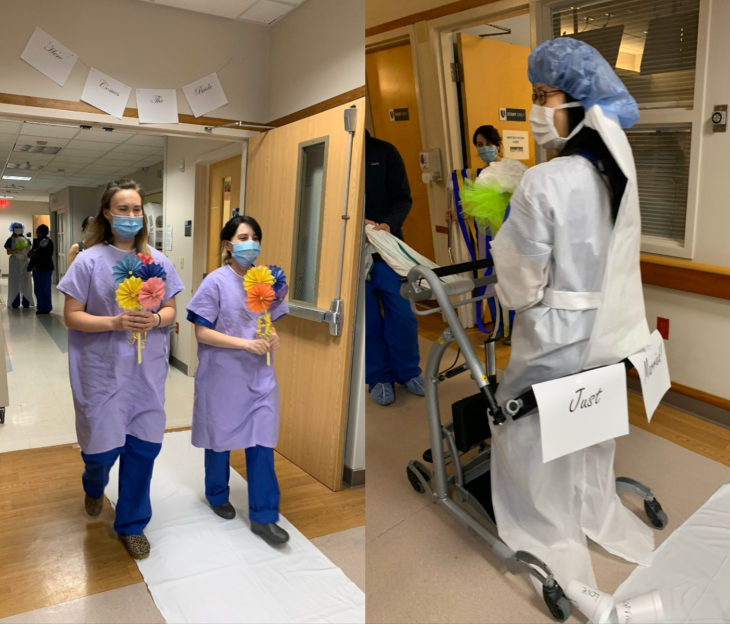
left=365, top=132, right=412, bottom=241
left=28, top=237, right=54, bottom=272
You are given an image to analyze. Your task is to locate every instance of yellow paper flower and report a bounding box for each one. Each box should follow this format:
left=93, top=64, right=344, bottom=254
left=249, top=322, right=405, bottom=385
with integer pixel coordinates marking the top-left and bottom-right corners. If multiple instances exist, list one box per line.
left=116, top=276, right=143, bottom=311
left=243, top=265, right=275, bottom=291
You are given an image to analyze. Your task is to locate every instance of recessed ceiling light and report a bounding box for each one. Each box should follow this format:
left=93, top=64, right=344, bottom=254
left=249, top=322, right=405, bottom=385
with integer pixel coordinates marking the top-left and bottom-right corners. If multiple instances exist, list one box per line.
left=3, top=175, right=32, bottom=181
left=0, top=195, right=14, bottom=199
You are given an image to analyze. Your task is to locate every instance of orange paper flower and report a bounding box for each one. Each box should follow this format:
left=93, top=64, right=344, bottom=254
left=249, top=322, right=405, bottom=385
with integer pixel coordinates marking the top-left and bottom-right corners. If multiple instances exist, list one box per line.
left=247, top=283, right=275, bottom=314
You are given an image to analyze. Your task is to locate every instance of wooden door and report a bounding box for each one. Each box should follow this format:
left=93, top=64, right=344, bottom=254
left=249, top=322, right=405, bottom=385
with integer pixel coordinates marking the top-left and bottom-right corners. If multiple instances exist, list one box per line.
left=366, top=43, right=435, bottom=260
left=458, top=34, right=535, bottom=169
left=245, top=99, right=365, bottom=490
left=206, top=155, right=242, bottom=274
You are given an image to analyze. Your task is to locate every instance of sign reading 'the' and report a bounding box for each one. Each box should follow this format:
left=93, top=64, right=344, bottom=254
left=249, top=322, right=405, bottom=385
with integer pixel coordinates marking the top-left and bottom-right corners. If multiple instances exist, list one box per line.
left=533, top=363, right=629, bottom=463
left=628, top=330, right=671, bottom=423
left=136, top=89, right=179, bottom=124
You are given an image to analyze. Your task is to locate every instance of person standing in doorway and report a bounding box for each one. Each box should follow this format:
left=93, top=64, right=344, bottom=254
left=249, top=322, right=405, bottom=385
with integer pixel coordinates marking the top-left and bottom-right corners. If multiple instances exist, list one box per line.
left=365, top=130, right=424, bottom=406
left=4, top=222, right=33, bottom=309
left=27, top=224, right=54, bottom=315
left=57, top=179, right=184, bottom=560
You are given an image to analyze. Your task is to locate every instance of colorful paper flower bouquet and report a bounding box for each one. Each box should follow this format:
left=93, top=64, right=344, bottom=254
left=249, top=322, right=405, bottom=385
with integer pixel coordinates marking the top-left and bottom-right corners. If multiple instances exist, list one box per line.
left=242, top=264, right=287, bottom=366
left=114, top=253, right=167, bottom=364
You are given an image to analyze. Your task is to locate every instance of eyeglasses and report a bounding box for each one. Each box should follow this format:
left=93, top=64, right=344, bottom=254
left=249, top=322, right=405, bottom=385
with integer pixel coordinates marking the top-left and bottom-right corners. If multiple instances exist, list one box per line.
left=531, top=89, right=563, bottom=105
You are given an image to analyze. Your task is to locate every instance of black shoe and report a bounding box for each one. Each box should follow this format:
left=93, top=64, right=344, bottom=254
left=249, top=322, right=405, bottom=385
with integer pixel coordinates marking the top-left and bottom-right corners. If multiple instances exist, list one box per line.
left=85, top=494, right=103, bottom=517
left=36, top=310, right=50, bottom=315
left=210, top=501, right=236, bottom=520
left=250, top=521, right=289, bottom=546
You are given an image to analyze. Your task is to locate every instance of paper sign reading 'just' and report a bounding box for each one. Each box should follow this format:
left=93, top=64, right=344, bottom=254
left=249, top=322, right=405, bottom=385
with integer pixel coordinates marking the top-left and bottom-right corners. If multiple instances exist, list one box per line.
left=534, top=363, right=629, bottom=463
left=136, top=89, right=179, bottom=124
left=21, top=27, right=79, bottom=86
left=182, top=72, right=228, bottom=118
left=81, top=68, right=132, bottom=119
left=628, top=329, right=671, bottom=423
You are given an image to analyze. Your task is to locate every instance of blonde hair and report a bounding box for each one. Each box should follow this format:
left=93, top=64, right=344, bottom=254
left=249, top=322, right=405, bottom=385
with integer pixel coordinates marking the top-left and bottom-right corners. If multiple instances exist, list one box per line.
left=85, top=179, right=151, bottom=255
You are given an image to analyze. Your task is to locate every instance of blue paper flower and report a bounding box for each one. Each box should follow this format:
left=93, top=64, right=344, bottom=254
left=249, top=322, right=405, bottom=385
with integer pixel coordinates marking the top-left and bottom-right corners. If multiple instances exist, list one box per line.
left=134, top=262, right=167, bottom=282
left=112, top=256, right=143, bottom=284
left=269, top=265, right=287, bottom=296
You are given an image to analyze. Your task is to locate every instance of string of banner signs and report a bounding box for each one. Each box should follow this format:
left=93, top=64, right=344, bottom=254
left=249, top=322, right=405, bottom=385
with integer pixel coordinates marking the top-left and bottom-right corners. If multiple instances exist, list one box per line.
left=20, top=26, right=233, bottom=124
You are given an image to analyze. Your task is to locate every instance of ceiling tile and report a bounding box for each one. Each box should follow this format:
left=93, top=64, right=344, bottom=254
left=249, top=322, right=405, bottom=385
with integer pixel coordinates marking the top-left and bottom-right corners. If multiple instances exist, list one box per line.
left=238, top=0, right=291, bottom=24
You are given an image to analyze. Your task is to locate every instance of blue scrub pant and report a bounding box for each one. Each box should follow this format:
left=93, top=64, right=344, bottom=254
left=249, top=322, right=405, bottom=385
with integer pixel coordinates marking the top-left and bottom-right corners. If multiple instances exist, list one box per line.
left=11, top=294, right=31, bottom=308
left=33, top=270, right=53, bottom=312
left=81, top=435, right=162, bottom=536
left=205, top=446, right=280, bottom=524
left=365, top=260, right=421, bottom=388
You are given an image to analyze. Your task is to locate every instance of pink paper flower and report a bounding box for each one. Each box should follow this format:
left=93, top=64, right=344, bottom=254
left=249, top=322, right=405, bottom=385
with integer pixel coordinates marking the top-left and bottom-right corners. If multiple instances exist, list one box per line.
left=136, top=252, right=155, bottom=265
left=138, top=277, right=165, bottom=310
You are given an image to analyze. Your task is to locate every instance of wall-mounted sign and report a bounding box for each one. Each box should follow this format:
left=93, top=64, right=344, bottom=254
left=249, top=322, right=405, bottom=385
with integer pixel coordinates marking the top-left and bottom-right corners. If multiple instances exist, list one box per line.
left=498, top=107, right=527, bottom=122
left=389, top=108, right=409, bottom=121
left=502, top=130, right=530, bottom=160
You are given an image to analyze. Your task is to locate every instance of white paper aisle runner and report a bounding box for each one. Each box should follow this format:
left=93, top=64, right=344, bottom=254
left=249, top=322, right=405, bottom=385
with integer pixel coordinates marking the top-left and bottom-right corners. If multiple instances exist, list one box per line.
left=108, top=431, right=364, bottom=624
left=615, top=483, right=730, bottom=622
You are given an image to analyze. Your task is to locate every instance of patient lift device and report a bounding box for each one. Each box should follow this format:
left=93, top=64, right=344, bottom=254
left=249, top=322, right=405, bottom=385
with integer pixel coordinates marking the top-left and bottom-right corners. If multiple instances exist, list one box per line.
left=400, top=259, right=668, bottom=622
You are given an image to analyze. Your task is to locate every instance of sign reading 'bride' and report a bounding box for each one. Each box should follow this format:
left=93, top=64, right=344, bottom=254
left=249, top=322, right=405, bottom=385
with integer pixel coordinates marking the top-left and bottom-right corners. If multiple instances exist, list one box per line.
left=182, top=72, right=228, bottom=118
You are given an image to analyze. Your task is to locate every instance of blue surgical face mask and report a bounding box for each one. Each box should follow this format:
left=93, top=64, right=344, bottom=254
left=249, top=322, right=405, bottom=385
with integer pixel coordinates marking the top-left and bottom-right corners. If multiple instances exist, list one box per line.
left=112, top=215, right=144, bottom=240
left=477, top=145, right=498, bottom=164
left=231, top=240, right=260, bottom=266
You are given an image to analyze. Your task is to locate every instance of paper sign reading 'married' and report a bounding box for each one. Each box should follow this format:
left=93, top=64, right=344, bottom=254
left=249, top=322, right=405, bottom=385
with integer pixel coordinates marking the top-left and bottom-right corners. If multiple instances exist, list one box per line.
left=182, top=72, right=228, bottom=118
left=21, top=27, right=78, bottom=86
left=81, top=68, right=131, bottom=119
left=136, top=89, right=179, bottom=124
left=628, top=330, right=670, bottom=423
left=534, top=363, right=629, bottom=463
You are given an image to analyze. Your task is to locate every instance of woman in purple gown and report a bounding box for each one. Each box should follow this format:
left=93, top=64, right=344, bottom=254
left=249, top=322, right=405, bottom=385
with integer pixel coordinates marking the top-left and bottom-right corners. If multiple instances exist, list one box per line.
left=186, top=215, right=289, bottom=546
left=58, top=179, right=184, bottom=560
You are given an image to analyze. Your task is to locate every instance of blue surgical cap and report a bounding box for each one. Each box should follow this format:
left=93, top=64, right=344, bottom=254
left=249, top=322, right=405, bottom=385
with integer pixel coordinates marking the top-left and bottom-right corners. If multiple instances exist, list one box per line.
left=9, top=222, right=23, bottom=232
left=528, top=37, right=639, bottom=129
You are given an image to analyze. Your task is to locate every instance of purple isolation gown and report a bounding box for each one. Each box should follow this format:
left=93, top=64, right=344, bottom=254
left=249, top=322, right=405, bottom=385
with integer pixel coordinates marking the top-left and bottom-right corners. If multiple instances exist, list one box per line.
left=186, top=264, right=288, bottom=452
left=57, top=243, right=184, bottom=454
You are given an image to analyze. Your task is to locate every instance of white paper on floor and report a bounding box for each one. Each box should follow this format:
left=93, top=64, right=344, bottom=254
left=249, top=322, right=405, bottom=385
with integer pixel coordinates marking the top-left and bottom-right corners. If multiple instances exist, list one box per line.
left=614, top=483, right=730, bottom=622
left=108, top=431, right=364, bottom=624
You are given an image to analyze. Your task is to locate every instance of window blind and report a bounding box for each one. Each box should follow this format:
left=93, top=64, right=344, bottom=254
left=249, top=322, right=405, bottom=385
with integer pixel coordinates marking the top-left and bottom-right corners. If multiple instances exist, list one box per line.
left=550, top=0, right=699, bottom=109
left=626, top=126, right=691, bottom=243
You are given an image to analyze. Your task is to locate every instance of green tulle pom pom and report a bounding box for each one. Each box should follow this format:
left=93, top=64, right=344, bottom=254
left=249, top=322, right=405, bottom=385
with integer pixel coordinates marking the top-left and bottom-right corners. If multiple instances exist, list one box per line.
left=460, top=179, right=512, bottom=234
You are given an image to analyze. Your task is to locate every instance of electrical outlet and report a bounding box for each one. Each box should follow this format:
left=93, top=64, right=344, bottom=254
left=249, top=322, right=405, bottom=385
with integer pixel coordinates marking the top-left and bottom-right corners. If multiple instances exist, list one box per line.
left=656, top=317, right=669, bottom=339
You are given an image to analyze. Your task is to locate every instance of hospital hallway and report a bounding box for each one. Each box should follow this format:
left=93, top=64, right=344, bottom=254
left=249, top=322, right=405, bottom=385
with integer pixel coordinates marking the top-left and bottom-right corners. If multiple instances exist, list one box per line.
left=365, top=313, right=730, bottom=623
left=0, top=277, right=365, bottom=623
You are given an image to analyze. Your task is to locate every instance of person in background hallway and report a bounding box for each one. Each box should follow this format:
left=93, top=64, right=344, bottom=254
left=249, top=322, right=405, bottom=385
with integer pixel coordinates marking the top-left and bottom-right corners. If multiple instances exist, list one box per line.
left=57, top=179, right=184, bottom=560
left=470, top=124, right=527, bottom=345
left=67, top=216, right=94, bottom=268
left=488, top=37, right=654, bottom=590
left=186, top=215, right=289, bottom=546
left=365, top=130, right=424, bottom=406
left=27, top=224, right=54, bottom=315
left=4, top=222, right=33, bottom=309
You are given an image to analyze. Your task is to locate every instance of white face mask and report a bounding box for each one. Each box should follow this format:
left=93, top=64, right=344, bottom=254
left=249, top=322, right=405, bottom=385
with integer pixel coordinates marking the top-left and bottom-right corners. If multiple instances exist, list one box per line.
left=529, top=102, right=585, bottom=150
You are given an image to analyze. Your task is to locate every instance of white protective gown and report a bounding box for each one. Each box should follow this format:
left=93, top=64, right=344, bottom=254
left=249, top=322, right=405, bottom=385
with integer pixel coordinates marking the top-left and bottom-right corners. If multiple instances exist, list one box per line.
left=489, top=105, right=653, bottom=588
left=7, top=237, right=34, bottom=307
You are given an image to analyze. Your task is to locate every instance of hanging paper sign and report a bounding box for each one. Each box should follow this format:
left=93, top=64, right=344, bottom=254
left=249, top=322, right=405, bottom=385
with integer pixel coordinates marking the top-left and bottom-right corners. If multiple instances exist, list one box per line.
left=182, top=72, right=228, bottom=118
left=628, top=330, right=671, bottom=423
left=20, top=27, right=79, bottom=86
left=136, top=88, right=179, bottom=124
left=534, top=363, right=629, bottom=463
left=81, top=68, right=132, bottom=119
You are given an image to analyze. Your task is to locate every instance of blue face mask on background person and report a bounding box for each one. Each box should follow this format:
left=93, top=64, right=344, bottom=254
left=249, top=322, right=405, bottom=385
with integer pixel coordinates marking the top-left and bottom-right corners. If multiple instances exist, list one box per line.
left=477, top=145, right=498, bottom=163
left=112, top=215, right=144, bottom=240
left=232, top=240, right=260, bottom=266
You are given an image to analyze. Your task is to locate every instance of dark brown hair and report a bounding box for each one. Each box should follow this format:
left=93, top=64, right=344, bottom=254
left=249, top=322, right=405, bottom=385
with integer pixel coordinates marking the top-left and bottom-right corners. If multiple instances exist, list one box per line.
left=85, top=179, right=150, bottom=254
